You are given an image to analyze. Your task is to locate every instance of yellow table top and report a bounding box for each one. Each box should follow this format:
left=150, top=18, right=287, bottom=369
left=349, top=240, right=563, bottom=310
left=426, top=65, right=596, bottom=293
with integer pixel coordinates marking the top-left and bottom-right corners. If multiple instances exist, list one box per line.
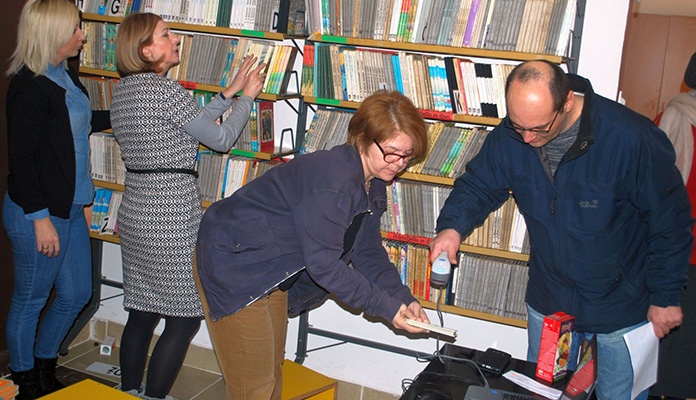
left=38, top=379, right=137, bottom=400
left=281, top=360, right=337, bottom=400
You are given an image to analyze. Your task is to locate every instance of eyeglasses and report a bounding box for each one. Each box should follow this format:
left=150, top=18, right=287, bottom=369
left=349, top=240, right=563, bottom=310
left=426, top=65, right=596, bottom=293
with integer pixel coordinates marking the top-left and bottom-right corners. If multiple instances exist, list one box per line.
left=373, top=140, right=412, bottom=163
left=503, top=107, right=562, bottom=135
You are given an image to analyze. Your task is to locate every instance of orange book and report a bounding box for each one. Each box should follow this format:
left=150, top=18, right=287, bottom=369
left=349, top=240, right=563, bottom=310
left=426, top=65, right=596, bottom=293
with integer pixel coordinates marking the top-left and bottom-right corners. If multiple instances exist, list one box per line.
left=0, top=378, right=19, bottom=399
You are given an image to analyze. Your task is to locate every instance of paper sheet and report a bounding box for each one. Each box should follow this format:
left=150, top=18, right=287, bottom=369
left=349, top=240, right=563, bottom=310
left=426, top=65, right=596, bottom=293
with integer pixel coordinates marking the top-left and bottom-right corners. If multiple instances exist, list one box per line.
left=623, top=322, right=659, bottom=400
left=503, top=370, right=562, bottom=399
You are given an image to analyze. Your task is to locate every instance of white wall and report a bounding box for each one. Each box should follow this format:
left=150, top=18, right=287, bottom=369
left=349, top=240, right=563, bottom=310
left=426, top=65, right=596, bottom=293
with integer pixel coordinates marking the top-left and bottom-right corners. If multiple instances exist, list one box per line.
left=95, top=0, right=630, bottom=395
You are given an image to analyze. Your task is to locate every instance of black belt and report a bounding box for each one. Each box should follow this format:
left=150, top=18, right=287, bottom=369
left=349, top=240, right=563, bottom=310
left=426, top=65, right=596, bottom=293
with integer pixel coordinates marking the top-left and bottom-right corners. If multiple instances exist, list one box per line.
left=126, top=167, right=199, bottom=178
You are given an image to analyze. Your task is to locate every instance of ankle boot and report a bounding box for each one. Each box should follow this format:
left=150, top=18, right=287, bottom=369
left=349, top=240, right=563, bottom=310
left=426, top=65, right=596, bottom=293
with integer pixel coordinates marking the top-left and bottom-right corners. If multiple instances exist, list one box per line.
left=10, top=367, right=45, bottom=400
left=35, top=357, right=65, bottom=394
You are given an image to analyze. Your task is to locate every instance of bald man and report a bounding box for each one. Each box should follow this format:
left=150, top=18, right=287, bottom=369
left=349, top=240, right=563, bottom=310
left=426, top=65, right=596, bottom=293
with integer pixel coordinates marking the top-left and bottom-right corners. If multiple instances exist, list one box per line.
left=430, top=60, right=693, bottom=400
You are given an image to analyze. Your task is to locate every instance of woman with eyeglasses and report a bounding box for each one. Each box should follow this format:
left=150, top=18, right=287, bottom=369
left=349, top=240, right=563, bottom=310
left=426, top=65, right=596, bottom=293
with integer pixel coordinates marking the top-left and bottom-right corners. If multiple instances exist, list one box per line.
left=195, top=90, right=431, bottom=400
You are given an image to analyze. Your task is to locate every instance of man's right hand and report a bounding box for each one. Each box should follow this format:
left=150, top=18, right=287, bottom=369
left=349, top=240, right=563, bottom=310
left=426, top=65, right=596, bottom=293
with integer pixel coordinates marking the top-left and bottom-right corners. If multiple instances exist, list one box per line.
left=429, top=228, right=461, bottom=264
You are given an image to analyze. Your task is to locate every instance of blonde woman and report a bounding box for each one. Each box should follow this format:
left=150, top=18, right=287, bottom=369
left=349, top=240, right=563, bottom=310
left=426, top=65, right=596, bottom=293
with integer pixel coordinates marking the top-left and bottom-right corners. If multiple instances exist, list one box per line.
left=4, top=0, right=110, bottom=398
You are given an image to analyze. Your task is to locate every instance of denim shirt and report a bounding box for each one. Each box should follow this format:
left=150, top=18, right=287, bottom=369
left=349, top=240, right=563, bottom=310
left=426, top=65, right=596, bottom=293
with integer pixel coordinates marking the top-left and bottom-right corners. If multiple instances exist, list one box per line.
left=45, top=63, right=94, bottom=206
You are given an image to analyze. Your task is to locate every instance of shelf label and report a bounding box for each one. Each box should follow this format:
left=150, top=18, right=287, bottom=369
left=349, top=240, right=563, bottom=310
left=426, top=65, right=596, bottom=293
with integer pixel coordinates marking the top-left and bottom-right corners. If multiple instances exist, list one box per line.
left=385, top=232, right=431, bottom=246
left=315, top=98, right=341, bottom=106
left=231, top=149, right=256, bottom=158
left=241, top=29, right=265, bottom=38
left=179, top=80, right=198, bottom=90
left=321, top=35, right=348, bottom=44
left=420, top=109, right=455, bottom=121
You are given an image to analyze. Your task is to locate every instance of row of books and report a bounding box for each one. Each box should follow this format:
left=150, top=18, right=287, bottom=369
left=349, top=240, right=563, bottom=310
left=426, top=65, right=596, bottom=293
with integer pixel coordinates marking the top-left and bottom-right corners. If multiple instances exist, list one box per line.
left=234, top=100, right=276, bottom=153
left=383, top=241, right=432, bottom=302
left=305, top=0, right=576, bottom=57
left=409, top=124, right=489, bottom=178
left=299, top=107, right=353, bottom=155
left=80, top=76, right=115, bottom=111
left=90, top=132, right=125, bottom=185
left=482, top=0, right=577, bottom=55
left=380, top=180, right=529, bottom=254
left=196, top=153, right=281, bottom=202
left=90, top=187, right=122, bottom=236
left=79, top=0, right=284, bottom=33
left=196, top=94, right=279, bottom=201
left=382, top=240, right=529, bottom=321
left=81, top=21, right=299, bottom=95
left=452, top=252, right=529, bottom=320
left=303, top=43, right=514, bottom=117
left=81, top=22, right=118, bottom=72
left=169, top=35, right=298, bottom=95
left=461, top=196, right=530, bottom=254
left=301, top=107, right=491, bottom=179
left=381, top=181, right=452, bottom=239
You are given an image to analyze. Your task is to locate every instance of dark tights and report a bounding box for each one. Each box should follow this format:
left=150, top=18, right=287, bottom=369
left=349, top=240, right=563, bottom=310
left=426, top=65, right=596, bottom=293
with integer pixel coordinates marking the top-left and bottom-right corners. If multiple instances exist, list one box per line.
left=120, top=310, right=201, bottom=399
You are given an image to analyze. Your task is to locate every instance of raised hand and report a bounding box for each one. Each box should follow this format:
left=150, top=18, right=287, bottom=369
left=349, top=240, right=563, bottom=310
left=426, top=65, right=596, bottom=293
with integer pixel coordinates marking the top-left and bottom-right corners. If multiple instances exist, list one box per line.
left=222, top=55, right=265, bottom=99
left=241, top=63, right=266, bottom=98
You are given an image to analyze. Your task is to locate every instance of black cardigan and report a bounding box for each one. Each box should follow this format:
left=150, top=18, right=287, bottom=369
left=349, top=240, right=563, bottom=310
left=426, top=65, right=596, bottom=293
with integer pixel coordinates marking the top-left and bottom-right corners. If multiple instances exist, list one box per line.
left=5, top=65, right=110, bottom=219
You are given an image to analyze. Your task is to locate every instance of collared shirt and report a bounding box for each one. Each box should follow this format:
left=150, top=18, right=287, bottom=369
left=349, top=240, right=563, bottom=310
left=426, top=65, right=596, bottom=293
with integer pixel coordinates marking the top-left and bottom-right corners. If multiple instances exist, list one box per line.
left=45, top=63, right=94, bottom=206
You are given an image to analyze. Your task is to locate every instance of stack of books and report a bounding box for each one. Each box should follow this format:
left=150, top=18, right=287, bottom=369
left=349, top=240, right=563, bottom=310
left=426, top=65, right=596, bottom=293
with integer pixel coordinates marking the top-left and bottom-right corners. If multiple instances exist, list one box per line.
left=304, top=43, right=515, bottom=118
left=79, top=0, right=290, bottom=33
left=304, top=0, right=577, bottom=57
left=90, top=132, right=125, bottom=186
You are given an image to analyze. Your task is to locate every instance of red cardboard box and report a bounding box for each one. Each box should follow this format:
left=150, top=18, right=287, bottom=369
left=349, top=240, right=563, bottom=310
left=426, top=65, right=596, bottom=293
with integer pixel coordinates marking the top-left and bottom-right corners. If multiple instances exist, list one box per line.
left=535, top=312, right=574, bottom=383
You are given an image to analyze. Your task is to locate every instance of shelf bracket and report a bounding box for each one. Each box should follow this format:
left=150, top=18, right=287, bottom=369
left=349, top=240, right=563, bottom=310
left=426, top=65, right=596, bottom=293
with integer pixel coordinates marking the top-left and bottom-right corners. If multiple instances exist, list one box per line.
left=294, top=310, right=434, bottom=365
left=567, top=0, right=586, bottom=74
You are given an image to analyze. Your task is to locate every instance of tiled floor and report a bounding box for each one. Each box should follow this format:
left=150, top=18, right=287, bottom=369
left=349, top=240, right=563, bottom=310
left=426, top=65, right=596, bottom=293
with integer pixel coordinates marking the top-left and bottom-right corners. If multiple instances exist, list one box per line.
left=43, top=343, right=696, bottom=400
left=54, top=340, right=226, bottom=399
left=0, top=340, right=400, bottom=400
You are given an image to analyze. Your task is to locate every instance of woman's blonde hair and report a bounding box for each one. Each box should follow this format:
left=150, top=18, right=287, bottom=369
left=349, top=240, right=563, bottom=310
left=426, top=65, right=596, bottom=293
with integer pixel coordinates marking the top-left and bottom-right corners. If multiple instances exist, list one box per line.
left=347, top=90, right=428, bottom=161
left=115, top=12, right=165, bottom=77
left=6, top=0, right=80, bottom=77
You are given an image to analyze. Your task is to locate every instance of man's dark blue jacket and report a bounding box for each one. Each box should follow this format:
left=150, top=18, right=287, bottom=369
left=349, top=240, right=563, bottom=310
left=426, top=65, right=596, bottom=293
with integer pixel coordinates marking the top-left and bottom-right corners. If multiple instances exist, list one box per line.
left=437, top=74, right=693, bottom=333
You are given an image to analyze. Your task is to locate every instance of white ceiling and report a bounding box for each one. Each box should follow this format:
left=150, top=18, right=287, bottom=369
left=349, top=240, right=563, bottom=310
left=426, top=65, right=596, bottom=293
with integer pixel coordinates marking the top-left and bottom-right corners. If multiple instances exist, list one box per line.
left=633, top=0, right=696, bottom=16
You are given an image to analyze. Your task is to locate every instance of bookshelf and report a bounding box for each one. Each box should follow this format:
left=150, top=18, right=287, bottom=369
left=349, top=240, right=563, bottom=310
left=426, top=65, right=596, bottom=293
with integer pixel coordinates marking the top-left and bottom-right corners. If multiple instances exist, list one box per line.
left=62, top=6, right=308, bottom=353
left=70, top=0, right=587, bottom=361
left=78, top=10, right=308, bottom=238
left=307, top=34, right=566, bottom=63
left=300, top=109, right=530, bottom=325
left=295, top=0, right=586, bottom=335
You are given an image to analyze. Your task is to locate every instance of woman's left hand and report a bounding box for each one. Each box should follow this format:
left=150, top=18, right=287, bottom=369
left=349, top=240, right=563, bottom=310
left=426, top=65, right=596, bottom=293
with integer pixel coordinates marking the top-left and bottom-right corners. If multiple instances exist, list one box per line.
left=222, top=55, right=265, bottom=99
left=392, top=302, right=430, bottom=333
left=34, top=217, right=60, bottom=257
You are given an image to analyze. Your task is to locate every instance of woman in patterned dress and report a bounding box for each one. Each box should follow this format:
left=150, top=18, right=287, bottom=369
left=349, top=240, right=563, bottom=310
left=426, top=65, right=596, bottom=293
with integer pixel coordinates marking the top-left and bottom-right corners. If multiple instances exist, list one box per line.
left=110, top=12, right=265, bottom=400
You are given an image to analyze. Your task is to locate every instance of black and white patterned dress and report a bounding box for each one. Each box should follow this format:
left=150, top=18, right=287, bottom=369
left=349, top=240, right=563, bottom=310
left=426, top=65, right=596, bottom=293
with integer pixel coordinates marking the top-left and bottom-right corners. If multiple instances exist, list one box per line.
left=111, top=73, right=203, bottom=317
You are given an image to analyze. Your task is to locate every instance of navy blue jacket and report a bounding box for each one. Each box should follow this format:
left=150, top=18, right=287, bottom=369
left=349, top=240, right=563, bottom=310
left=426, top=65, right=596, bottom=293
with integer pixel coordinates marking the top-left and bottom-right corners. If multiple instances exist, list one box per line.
left=437, top=75, right=693, bottom=333
left=197, top=144, right=417, bottom=322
